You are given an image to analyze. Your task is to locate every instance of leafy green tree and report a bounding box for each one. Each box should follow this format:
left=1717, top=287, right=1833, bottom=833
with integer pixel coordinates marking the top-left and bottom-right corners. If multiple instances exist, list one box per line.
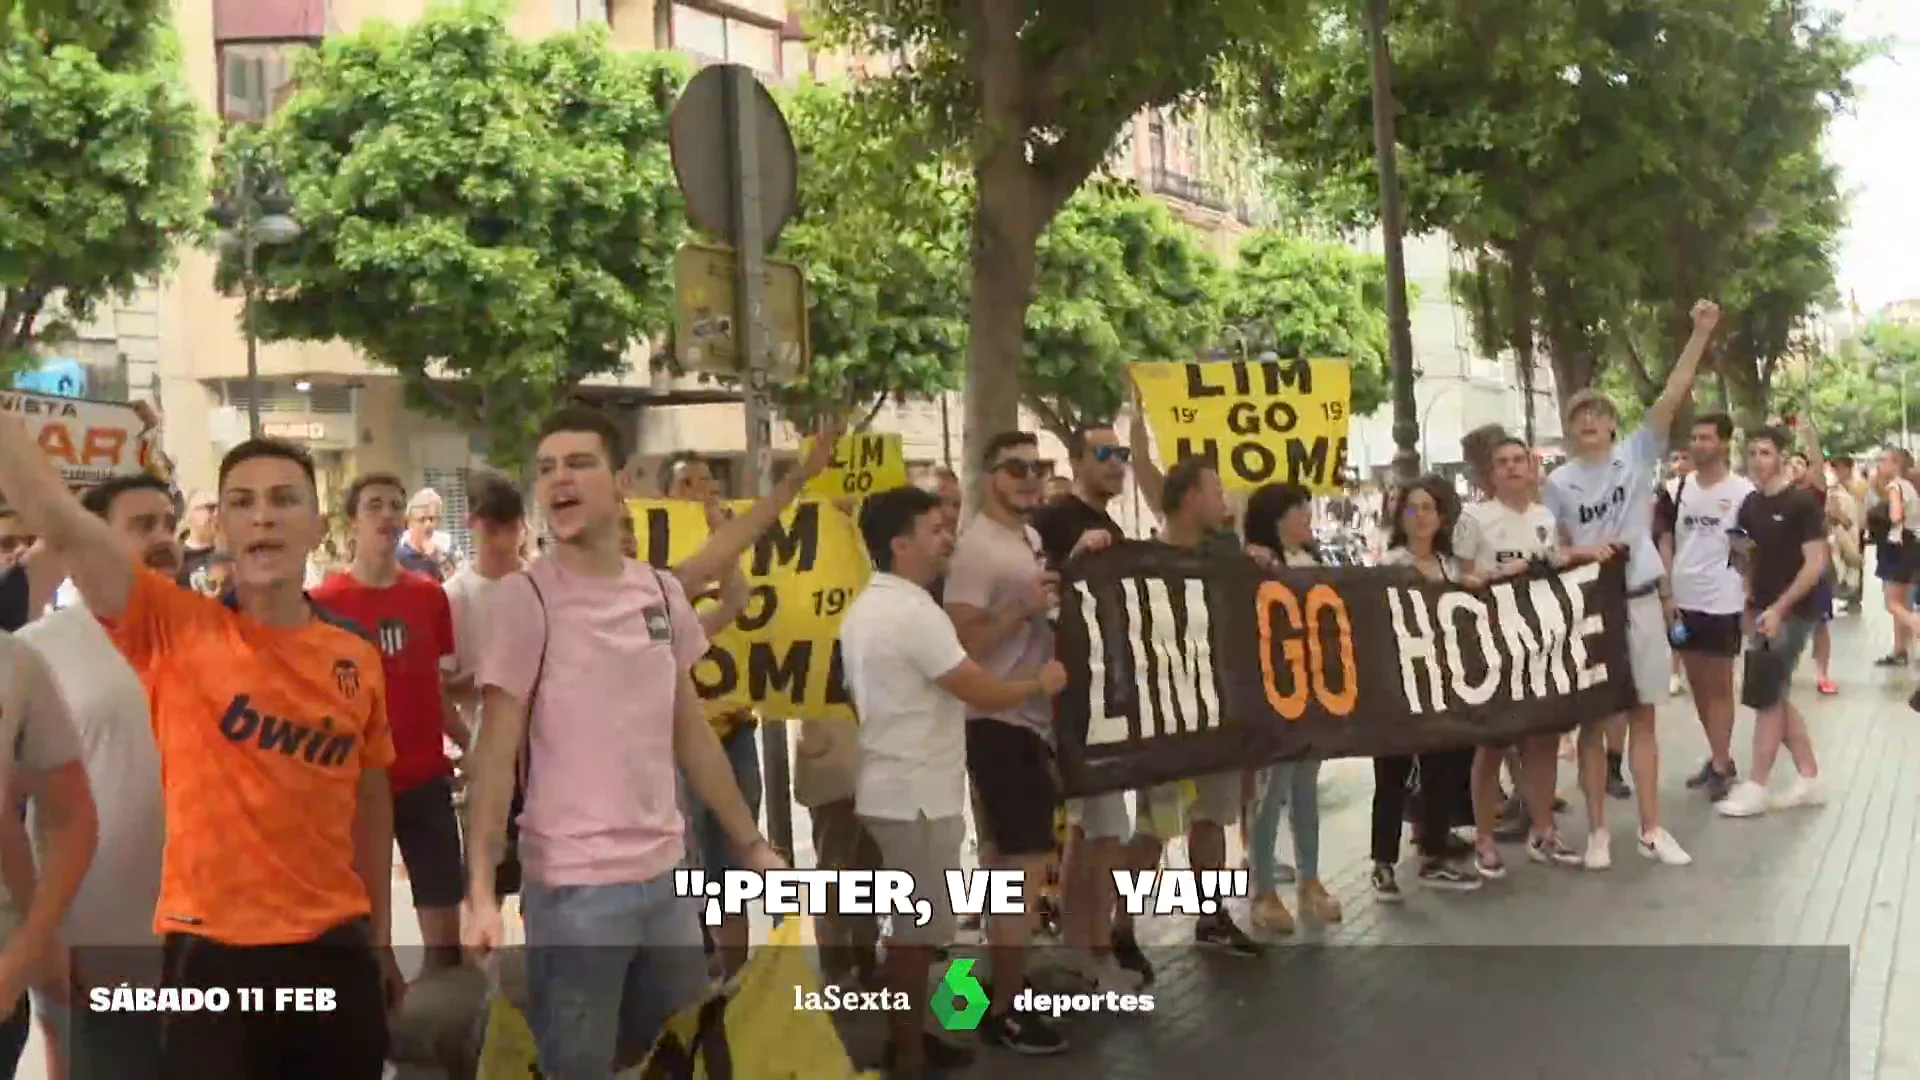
left=810, top=0, right=1309, bottom=473
left=670, top=78, right=971, bottom=429
left=0, top=0, right=204, bottom=370
left=1778, top=322, right=1920, bottom=456
left=1216, top=229, right=1389, bottom=418
left=1022, top=183, right=1221, bottom=441
left=227, top=4, right=686, bottom=466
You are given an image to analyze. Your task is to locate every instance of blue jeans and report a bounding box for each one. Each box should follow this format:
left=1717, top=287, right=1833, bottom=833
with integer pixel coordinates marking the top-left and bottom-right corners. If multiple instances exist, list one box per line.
left=690, top=724, right=763, bottom=871
left=1250, top=760, right=1321, bottom=892
left=522, top=873, right=711, bottom=1078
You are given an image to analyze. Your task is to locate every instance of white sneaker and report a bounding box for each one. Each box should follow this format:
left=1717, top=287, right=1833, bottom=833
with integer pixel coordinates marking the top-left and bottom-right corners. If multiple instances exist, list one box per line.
left=1773, top=777, right=1827, bottom=810
left=1716, top=781, right=1770, bottom=818
left=1638, top=827, right=1693, bottom=865
left=1670, top=673, right=1687, bottom=696
left=1584, top=829, right=1612, bottom=870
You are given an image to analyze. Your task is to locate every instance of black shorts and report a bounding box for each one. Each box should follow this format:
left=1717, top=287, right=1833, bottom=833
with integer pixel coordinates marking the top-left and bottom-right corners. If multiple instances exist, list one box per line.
left=1876, top=541, right=1913, bottom=584
left=159, top=919, right=388, bottom=1080
left=1674, top=611, right=1742, bottom=658
left=965, top=719, right=1060, bottom=858
left=394, top=774, right=465, bottom=909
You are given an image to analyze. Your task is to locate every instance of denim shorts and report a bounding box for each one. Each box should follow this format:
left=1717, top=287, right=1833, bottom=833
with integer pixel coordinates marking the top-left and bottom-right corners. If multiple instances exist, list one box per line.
left=522, top=872, right=711, bottom=1078
left=690, top=724, right=763, bottom=871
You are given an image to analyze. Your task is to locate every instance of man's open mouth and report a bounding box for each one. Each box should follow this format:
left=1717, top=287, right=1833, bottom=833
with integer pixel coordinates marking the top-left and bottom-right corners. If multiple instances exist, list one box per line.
left=551, top=495, right=582, bottom=513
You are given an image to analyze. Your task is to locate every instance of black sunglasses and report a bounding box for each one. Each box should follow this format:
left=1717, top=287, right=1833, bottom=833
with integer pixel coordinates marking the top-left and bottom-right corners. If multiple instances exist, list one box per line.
left=992, top=459, right=1041, bottom=480
left=1091, top=446, right=1132, bottom=463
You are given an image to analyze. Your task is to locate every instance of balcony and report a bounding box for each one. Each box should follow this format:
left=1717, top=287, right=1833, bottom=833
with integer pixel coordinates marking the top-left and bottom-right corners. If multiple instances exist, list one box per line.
left=1144, top=167, right=1259, bottom=227
left=214, top=0, right=325, bottom=41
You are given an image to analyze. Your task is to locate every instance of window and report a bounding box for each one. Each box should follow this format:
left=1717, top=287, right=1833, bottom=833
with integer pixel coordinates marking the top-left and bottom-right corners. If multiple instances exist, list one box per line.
left=555, top=0, right=610, bottom=28
left=1148, top=114, right=1167, bottom=174
left=220, top=42, right=307, bottom=124
left=670, top=2, right=782, bottom=77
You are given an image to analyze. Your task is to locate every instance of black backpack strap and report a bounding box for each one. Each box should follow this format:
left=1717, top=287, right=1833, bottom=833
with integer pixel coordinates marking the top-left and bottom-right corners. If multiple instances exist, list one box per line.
left=497, top=569, right=549, bottom=899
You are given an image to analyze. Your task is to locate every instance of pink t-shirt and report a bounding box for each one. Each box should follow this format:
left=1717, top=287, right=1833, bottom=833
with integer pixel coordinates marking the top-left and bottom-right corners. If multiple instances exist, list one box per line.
left=478, top=555, right=707, bottom=887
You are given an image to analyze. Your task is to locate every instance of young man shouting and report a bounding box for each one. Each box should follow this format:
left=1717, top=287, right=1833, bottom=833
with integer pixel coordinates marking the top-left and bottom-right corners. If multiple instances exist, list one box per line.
left=462, top=406, right=781, bottom=1080
left=313, top=473, right=468, bottom=974
left=0, top=418, right=400, bottom=1079
left=1543, top=298, right=1720, bottom=870
left=1718, top=427, right=1827, bottom=818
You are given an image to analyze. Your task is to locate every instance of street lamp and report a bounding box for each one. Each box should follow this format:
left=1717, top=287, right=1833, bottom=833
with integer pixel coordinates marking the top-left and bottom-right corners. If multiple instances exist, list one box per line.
left=212, top=158, right=302, bottom=440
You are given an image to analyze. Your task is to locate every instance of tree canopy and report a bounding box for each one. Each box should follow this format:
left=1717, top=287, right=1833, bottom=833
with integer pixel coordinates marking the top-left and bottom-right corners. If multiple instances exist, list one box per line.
left=1217, top=228, right=1390, bottom=419
left=810, top=0, right=1310, bottom=475
left=228, top=3, right=686, bottom=465
left=0, top=0, right=203, bottom=369
left=1777, top=321, right=1920, bottom=457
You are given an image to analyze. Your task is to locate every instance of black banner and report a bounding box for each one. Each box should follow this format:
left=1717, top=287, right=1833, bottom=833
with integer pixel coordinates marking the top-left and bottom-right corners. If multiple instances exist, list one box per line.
left=1053, top=543, right=1637, bottom=797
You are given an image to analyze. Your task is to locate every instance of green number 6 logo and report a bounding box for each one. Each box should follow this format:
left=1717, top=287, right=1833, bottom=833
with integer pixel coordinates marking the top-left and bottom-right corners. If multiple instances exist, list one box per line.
left=930, top=957, right=990, bottom=1031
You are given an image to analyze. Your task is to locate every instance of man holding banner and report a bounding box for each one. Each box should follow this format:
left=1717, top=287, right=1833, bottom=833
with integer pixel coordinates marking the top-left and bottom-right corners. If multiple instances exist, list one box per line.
left=1544, top=299, right=1719, bottom=872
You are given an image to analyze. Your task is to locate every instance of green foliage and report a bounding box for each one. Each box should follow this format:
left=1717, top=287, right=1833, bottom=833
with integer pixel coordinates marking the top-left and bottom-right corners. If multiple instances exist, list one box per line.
left=1022, top=183, right=1222, bottom=439
left=1217, top=229, right=1389, bottom=418
left=1779, top=323, right=1920, bottom=457
left=229, top=3, right=687, bottom=466
left=0, top=0, right=205, bottom=371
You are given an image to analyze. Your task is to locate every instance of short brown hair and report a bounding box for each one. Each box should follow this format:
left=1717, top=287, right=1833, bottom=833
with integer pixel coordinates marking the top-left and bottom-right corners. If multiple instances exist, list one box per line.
left=537, top=405, right=626, bottom=470
left=343, top=472, right=406, bottom=518
left=1563, top=389, right=1618, bottom=423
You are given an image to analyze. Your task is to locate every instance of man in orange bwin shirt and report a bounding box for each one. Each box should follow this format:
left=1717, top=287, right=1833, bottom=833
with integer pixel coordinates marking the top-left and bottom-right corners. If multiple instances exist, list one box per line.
left=0, top=418, right=401, bottom=1080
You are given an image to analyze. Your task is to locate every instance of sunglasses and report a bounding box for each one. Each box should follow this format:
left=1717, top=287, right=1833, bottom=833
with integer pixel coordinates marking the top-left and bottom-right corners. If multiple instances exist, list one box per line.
left=1091, top=446, right=1131, bottom=464
left=992, top=459, right=1041, bottom=480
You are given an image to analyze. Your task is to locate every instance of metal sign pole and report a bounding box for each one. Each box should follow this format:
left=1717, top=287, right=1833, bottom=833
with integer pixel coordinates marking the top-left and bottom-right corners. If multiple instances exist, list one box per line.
left=725, top=66, right=794, bottom=861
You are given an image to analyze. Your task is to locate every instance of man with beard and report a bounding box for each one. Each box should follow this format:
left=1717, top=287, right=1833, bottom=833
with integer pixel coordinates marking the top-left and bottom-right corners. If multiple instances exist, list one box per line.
left=462, top=406, right=784, bottom=1079
left=1030, top=425, right=1150, bottom=989
left=16, top=475, right=172, bottom=1079
left=313, top=473, right=467, bottom=974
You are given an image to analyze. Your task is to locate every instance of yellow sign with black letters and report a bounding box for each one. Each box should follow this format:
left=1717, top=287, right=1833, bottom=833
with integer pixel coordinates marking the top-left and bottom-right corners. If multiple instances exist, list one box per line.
left=1129, top=359, right=1352, bottom=494
left=629, top=498, right=865, bottom=722
left=800, top=432, right=908, bottom=500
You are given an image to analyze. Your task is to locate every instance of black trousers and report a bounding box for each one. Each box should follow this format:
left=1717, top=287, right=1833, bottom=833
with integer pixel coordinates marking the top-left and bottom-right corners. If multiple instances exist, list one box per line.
left=159, top=919, right=388, bottom=1080
left=0, top=994, right=27, bottom=1080
left=1372, top=748, right=1473, bottom=864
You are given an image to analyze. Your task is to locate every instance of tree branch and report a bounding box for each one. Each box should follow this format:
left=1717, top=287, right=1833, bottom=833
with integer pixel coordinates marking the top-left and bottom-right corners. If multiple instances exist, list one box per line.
left=1620, top=335, right=1658, bottom=401
left=856, top=393, right=888, bottom=432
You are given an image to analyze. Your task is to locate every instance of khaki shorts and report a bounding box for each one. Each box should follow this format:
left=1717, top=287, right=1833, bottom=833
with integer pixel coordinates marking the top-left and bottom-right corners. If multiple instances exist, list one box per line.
left=858, top=814, right=964, bottom=947
left=1137, top=772, right=1242, bottom=840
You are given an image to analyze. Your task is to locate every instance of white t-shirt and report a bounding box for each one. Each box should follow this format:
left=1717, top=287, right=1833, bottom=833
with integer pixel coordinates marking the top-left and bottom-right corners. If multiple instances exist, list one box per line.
left=1451, top=498, right=1559, bottom=575
left=1668, top=473, right=1755, bottom=614
left=840, top=573, right=969, bottom=822
left=443, top=566, right=504, bottom=684
left=17, top=604, right=164, bottom=978
left=1543, top=426, right=1665, bottom=590
left=1380, top=546, right=1464, bottom=583
left=0, top=630, right=86, bottom=949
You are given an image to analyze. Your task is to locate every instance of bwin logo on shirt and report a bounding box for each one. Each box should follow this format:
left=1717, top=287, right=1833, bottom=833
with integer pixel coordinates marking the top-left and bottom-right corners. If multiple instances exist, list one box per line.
left=218, top=694, right=357, bottom=767
left=1577, top=487, right=1629, bottom=525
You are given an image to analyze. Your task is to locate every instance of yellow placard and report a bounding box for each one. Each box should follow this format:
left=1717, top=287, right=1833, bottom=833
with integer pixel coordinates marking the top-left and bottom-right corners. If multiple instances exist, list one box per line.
left=800, top=432, right=908, bottom=500
left=629, top=497, right=867, bottom=722
left=1129, top=359, right=1353, bottom=494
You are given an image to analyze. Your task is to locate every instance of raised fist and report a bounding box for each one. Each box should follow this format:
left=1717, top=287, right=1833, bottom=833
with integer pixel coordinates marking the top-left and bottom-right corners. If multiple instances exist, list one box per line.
left=1692, top=299, right=1721, bottom=332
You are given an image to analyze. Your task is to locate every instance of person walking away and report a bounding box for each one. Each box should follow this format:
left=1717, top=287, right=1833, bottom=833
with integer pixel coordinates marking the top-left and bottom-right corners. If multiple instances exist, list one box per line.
left=1718, top=427, right=1827, bottom=817
left=1365, top=477, right=1483, bottom=897
left=943, top=431, right=1079, bottom=1054
left=1667, top=413, right=1754, bottom=803
left=1030, top=424, right=1150, bottom=990
left=1452, top=437, right=1581, bottom=878
left=313, top=473, right=469, bottom=974
left=0, top=422, right=403, bottom=1079
left=842, top=486, right=1067, bottom=1075
left=461, top=406, right=783, bottom=1079
left=1826, top=456, right=1864, bottom=614
left=1864, top=447, right=1920, bottom=665
left=16, top=476, right=171, bottom=1080
left=1542, top=299, right=1719, bottom=871
left=1241, top=482, right=1350, bottom=925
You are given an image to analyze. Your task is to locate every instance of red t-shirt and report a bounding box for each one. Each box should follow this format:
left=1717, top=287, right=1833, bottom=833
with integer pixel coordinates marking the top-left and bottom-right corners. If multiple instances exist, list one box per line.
left=311, top=570, right=454, bottom=793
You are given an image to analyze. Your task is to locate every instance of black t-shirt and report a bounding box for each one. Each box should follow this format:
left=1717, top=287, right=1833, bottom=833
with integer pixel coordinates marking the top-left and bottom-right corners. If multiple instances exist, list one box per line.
left=1737, top=485, right=1825, bottom=618
left=1031, top=495, right=1122, bottom=569
left=0, top=565, right=25, bottom=632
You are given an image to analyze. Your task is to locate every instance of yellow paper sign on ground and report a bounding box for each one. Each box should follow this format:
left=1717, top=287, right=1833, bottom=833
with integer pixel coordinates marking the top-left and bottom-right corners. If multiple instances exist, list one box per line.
left=1130, top=359, right=1353, bottom=494
left=801, top=432, right=908, bottom=500
left=629, top=498, right=867, bottom=722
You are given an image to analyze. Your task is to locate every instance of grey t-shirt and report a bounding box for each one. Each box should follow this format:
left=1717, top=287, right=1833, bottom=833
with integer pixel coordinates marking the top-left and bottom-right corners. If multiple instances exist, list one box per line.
left=1543, top=425, right=1665, bottom=590
left=0, top=632, right=84, bottom=943
left=943, top=514, right=1054, bottom=738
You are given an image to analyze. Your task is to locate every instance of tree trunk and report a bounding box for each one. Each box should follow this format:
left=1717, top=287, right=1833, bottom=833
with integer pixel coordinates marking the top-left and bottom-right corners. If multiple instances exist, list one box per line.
left=1720, top=342, right=1770, bottom=432
left=1502, top=235, right=1540, bottom=444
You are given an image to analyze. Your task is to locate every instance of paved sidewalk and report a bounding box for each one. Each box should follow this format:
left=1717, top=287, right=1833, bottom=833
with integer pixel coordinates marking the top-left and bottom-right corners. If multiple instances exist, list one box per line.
left=836, top=612, right=1913, bottom=1080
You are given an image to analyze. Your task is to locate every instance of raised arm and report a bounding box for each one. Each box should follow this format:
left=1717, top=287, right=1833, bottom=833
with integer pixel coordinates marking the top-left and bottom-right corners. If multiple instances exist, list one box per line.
left=698, top=563, right=750, bottom=638
left=1129, top=386, right=1166, bottom=522
left=0, top=417, right=134, bottom=619
left=1646, top=300, right=1722, bottom=438
left=674, top=418, right=842, bottom=592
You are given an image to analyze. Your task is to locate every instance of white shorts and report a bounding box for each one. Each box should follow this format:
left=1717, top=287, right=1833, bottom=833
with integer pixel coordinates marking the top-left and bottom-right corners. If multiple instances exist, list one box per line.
left=1137, top=772, right=1243, bottom=839
left=1626, top=591, right=1671, bottom=709
left=1067, top=793, right=1133, bottom=841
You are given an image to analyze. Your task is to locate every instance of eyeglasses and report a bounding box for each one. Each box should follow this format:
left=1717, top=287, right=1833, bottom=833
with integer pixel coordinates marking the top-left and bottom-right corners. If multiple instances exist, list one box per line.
left=992, top=459, right=1040, bottom=480
left=1091, top=446, right=1131, bottom=464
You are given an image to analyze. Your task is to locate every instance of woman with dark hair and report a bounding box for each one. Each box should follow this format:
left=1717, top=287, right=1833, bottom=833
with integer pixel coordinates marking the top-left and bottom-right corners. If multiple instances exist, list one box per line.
left=1371, top=477, right=1484, bottom=898
left=1239, top=483, right=1341, bottom=933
